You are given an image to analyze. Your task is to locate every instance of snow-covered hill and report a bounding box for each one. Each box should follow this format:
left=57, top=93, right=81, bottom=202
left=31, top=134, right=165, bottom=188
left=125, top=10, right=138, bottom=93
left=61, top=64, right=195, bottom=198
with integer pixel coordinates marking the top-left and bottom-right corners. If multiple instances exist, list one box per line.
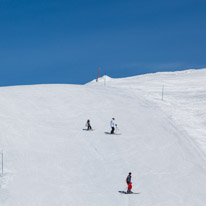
left=1, top=69, right=206, bottom=205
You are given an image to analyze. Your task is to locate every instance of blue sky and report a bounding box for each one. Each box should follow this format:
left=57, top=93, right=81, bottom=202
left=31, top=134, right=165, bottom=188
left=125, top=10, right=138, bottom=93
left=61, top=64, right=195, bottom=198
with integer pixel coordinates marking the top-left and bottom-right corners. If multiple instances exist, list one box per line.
left=0, top=0, right=206, bottom=86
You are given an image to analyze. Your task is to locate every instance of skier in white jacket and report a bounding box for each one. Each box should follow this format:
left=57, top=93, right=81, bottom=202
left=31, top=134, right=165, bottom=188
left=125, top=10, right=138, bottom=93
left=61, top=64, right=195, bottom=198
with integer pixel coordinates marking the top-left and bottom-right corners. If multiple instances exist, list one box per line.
left=110, top=118, right=117, bottom=134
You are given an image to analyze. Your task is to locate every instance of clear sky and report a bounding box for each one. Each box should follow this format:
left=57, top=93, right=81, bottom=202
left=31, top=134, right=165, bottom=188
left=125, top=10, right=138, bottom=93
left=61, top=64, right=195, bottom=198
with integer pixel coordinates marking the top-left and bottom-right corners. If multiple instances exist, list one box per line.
left=0, top=0, right=206, bottom=86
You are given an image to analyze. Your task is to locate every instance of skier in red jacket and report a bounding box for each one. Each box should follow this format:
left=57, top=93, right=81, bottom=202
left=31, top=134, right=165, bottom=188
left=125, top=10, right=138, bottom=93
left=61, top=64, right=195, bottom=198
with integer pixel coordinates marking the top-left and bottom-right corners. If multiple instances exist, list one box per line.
left=126, top=172, right=132, bottom=193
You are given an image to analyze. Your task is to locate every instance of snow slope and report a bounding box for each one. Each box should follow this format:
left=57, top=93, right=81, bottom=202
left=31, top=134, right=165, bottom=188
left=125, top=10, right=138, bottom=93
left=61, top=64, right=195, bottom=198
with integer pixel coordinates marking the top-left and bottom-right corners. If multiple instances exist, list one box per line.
left=93, top=69, right=206, bottom=156
left=1, top=69, right=206, bottom=205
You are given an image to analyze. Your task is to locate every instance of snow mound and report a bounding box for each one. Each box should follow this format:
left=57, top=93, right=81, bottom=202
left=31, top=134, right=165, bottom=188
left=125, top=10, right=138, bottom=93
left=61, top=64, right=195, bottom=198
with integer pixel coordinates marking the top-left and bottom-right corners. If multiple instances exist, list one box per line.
left=87, top=75, right=112, bottom=85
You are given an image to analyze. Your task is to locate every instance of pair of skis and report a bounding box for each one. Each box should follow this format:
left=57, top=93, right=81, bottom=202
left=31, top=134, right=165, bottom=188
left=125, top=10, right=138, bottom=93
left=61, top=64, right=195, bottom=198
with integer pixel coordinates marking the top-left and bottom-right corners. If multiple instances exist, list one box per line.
left=104, top=132, right=121, bottom=135
left=118, top=191, right=140, bottom=195
left=82, top=129, right=95, bottom=131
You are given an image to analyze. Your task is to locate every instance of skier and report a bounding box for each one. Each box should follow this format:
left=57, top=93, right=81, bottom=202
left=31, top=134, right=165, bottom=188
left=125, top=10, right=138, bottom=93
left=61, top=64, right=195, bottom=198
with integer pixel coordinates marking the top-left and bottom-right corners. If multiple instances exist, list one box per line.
left=86, top=119, right=92, bottom=130
left=126, top=172, right=132, bottom=193
left=110, top=118, right=117, bottom=134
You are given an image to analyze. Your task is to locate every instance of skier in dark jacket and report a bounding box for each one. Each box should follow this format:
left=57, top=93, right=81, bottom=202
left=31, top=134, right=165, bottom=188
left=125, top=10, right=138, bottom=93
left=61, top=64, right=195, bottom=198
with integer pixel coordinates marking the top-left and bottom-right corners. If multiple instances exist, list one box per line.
left=126, top=172, right=132, bottom=193
left=86, top=119, right=92, bottom=130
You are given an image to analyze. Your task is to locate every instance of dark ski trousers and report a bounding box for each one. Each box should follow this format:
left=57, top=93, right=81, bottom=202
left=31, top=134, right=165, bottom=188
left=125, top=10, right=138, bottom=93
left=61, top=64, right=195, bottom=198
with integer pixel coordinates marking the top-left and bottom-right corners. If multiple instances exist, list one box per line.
left=111, top=127, right=115, bottom=134
left=87, top=125, right=92, bottom=130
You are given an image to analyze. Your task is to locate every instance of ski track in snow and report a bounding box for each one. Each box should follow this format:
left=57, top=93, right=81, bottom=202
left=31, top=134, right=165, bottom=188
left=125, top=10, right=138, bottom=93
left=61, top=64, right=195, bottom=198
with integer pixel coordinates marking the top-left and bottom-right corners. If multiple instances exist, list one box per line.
left=0, top=69, right=206, bottom=205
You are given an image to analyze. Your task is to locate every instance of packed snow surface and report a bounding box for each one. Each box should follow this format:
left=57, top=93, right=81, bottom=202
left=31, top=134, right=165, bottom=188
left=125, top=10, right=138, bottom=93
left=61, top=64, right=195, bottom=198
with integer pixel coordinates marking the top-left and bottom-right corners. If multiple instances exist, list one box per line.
left=1, top=69, right=206, bottom=205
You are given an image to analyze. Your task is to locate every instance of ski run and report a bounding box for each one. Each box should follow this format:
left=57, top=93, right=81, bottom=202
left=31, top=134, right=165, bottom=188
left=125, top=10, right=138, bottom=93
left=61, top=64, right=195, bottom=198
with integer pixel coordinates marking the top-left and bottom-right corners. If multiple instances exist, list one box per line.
left=0, top=68, right=206, bottom=205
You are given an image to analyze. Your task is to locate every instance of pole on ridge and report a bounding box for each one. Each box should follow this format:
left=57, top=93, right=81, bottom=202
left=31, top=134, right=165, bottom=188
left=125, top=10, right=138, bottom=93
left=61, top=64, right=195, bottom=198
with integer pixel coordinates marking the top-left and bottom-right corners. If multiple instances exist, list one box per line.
left=162, top=84, right=164, bottom=101
left=96, top=67, right=100, bottom=82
